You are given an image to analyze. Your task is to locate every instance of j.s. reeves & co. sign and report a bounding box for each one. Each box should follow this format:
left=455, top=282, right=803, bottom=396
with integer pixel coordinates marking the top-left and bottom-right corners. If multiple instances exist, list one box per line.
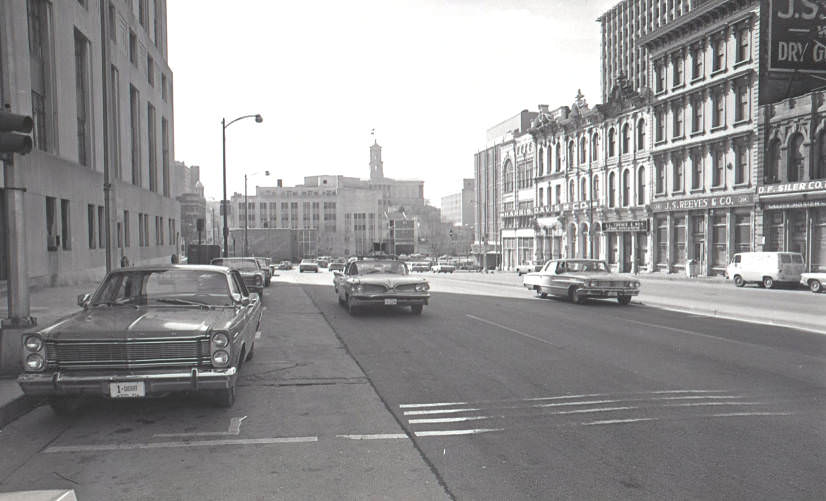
left=652, top=193, right=755, bottom=212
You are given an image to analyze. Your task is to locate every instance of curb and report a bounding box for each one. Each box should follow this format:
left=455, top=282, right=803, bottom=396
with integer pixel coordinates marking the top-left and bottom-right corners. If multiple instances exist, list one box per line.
left=0, top=389, right=42, bottom=429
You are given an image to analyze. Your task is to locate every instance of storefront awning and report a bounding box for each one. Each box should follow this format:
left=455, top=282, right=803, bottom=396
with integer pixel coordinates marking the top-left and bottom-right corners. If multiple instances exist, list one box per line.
left=536, top=216, right=561, bottom=229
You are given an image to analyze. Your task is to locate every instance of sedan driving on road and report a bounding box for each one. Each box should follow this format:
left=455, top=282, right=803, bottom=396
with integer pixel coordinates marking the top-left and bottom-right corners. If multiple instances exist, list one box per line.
left=334, top=258, right=430, bottom=315
left=299, top=259, right=319, bottom=273
left=523, top=259, right=640, bottom=305
left=211, top=257, right=266, bottom=294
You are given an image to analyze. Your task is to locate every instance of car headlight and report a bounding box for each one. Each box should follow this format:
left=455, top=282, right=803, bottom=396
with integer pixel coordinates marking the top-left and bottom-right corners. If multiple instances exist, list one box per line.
left=415, top=283, right=429, bottom=292
left=25, top=353, right=44, bottom=371
left=212, top=350, right=229, bottom=366
left=212, top=332, right=230, bottom=349
left=352, top=284, right=362, bottom=293
left=24, top=334, right=43, bottom=352
left=633, top=281, right=640, bottom=288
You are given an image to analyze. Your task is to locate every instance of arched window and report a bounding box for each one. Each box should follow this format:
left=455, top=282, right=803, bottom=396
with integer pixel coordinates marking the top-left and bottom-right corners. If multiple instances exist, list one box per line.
left=579, top=136, right=586, bottom=164
left=608, top=172, right=616, bottom=207
left=622, top=123, right=631, bottom=154
left=555, top=143, right=562, bottom=172
left=580, top=177, right=587, bottom=200
left=591, top=133, right=599, bottom=161
left=788, top=133, right=804, bottom=182
left=568, top=179, right=575, bottom=202
left=537, top=147, right=544, bottom=176
left=568, top=140, right=575, bottom=169
left=608, top=128, right=616, bottom=157
left=592, top=175, right=600, bottom=202
left=622, top=169, right=631, bottom=207
left=817, top=130, right=826, bottom=179
left=504, top=159, right=514, bottom=192
left=766, top=138, right=780, bottom=183
left=538, top=187, right=544, bottom=207
left=547, top=186, right=552, bottom=206
left=636, top=119, right=646, bottom=150
left=637, top=166, right=646, bottom=205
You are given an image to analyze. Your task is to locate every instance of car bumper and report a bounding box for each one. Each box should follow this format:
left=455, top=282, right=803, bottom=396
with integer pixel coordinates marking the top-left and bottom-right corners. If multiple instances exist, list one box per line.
left=349, top=294, right=430, bottom=307
left=579, top=288, right=639, bottom=298
left=299, top=266, right=318, bottom=272
left=17, top=367, right=237, bottom=397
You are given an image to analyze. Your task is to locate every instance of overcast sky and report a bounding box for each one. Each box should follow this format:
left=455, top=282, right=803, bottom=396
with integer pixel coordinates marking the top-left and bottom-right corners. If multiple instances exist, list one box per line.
left=167, top=0, right=618, bottom=207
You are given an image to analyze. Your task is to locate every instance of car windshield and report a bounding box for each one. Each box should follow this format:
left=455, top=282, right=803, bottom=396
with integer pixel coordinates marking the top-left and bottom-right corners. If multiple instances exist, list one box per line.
left=91, top=269, right=232, bottom=306
left=213, top=259, right=259, bottom=272
left=352, top=260, right=407, bottom=275
left=562, top=260, right=609, bottom=273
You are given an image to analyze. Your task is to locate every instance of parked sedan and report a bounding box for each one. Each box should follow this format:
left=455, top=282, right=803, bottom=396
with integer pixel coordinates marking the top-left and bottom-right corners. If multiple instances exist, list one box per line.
left=328, top=261, right=345, bottom=272
left=516, top=262, right=543, bottom=276
left=211, top=257, right=266, bottom=294
left=522, top=259, right=640, bottom=305
left=254, top=257, right=271, bottom=287
left=334, top=258, right=430, bottom=315
left=410, top=261, right=431, bottom=272
left=17, top=265, right=263, bottom=412
left=299, top=259, right=319, bottom=272
left=277, top=260, right=293, bottom=270
left=801, top=272, right=826, bottom=293
left=431, top=263, right=455, bottom=273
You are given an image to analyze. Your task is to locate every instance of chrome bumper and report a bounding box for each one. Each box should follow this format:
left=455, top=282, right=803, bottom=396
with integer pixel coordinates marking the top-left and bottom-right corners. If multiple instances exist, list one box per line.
left=350, top=293, right=430, bottom=306
left=17, top=367, right=237, bottom=397
left=579, top=288, right=639, bottom=297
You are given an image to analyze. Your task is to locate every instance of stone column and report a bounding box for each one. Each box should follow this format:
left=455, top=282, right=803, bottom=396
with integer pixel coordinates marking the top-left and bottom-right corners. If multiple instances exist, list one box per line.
left=666, top=212, right=674, bottom=272
left=704, top=208, right=713, bottom=276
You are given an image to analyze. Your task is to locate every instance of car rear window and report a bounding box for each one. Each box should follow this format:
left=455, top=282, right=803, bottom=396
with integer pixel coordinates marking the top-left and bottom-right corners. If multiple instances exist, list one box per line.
left=780, top=254, right=791, bottom=264
left=792, top=254, right=804, bottom=264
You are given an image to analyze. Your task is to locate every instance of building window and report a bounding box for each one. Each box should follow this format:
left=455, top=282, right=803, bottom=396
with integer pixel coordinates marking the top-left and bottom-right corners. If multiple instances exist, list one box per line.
left=130, top=85, right=141, bottom=185
left=46, top=197, right=58, bottom=251
left=712, top=36, right=726, bottom=72
left=592, top=176, right=600, bottom=203
left=713, top=145, right=726, bottom=187
left=161, top=117, right=169, bottom=196
left=766, top=138, right=781, bottom=183
left=74, top=29, right=91, bottom=167
left=591, top=133, right=599, bottom=161
left=129, top=30, right=137, bottom=66
left=655, top=60, right=665, bottom=93
left=144, top=214, right=150, bottom=247
left=637, top=167, right=646, bottom=205
left=504, top=160, right=513, bottom=192
left=735, top=142, right=749, bottom=185
left=580, top=177, right=587, bottom=200
left=98, top=205, right=105, bottom=249
left=161, top=73, right=168, bottom=102
left=110, top=65, right=121, bottom=179
left=735, top=83, right=749, bottom=122
left=712, top=89, right=725, bottom=128
left=636, top=119, right=646, bottom=150
left=736, top=25, right=750, bottom=63
left=656, top=163, right=665, bottom=194
left=622, top=123, right=630, bottom=154
left=578, top=136, right=586, bottom=164
left=692, top=150, right=704, bottom=190
left=61, top=199, right=71, bottom=250
left=28, top=0, right=53, bottom=152
left=568, top=179, right=575, bottom=202
left=537, top=147, right=544, bottom=176
left=124, top=210, right=130, bottom=247
left=88, top=204, right=96, bottom=249
left=788, top=133, right=805, bottom=182
left=692, top=45, right=704, bottom=80
left=673, top=155, right=684, bottom=192
left=147, top=54, right=154, bottom=86
left=673, top=103, right=684, bottom=138
left=538, top=187, right=544, bottom=207
left=692, top=96, right=704, bottom=133
left=147, top=103, right=157, bottom=192
left=622, top=170, right=630, bottom=207
left=816, top=130, right=826, bottom=179
left=568, top=141, right=575, bottom=169
left=554, top=185, right=561, bottom=205
left=655, top=108, right=665, bottom=143
left=139, top=0, right=148, bottom=27
left=673, top=52, right=684, bottom=87
left=608, top=128, right=616, bottom=157
left=555, top=143, right=562, bottom=172
left=108, top=2, right=116, bottom=41
left=608, top=172, right=616, bottom=208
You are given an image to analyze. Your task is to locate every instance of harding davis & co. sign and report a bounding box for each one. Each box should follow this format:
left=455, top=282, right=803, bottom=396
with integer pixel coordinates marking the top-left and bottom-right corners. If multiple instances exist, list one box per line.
left=651, top=193, right=755, bottom=212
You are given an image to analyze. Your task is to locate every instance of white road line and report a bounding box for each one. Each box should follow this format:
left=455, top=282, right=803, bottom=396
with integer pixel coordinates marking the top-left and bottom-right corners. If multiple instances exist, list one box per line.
left=526, top=393, right=606, bottom=402
left=408, top=406, right=637, bottom=424
left=409, top=416, right=488, bottom=424
left=336, top=433, right=409, bottom=440
left=400, top=401, right=469, bottom=409
left=582, top=418, right=657, bottom=426
left=553, top=406, right=636, bottom=415
left=537, top=399, right=619, bottom=408
left=403, top=407, right=481, bottom=416
left=710, top=412, right=793, bottom=418
left=155, top=416, right=247, bottom=438
left=657, top=395, right=743, bottom=400
left=649, top=389, right=727, bottom=394
left=466, top=314, right=561, bottom=348
left=44, top=436, right=319, bottom=453
left=414, top=428, right=502, bottom=437
left=664, top=402, right=765, bottom=408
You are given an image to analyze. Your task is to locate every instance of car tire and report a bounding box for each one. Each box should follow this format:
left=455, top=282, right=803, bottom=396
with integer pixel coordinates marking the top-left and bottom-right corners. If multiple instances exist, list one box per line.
left=733, top=275, right=745, bottom=288
left=411, top=304, right=423, bottom=315
left=569, top=286, right=583, bottom=304
left=809, top=279, right=823, bottom=293
left=617, top=295, right=632, bottom=305
left=338, top=294, right=345, bottom=306
left=48, top=397, right=82, bottom=416
left=213, top=383, right=236, bottom=408
left=347, top=295, right=359, bottom=315
left=763, top=276, right=775, bottom=289
left=245, top=342, right=255, bottom=361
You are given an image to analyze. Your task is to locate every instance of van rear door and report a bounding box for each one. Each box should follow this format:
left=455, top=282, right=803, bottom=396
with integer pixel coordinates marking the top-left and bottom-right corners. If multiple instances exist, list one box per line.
left=779, top=253, right=804, bottom=281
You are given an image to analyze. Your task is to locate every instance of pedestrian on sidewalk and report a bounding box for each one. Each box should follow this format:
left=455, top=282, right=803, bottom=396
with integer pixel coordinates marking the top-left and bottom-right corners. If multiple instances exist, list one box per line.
left=120, top=255, right=130, bottom=267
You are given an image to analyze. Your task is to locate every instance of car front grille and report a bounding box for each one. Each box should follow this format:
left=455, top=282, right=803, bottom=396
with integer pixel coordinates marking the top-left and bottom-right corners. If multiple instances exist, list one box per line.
left=46, top=338, right=211, bottom=370
left=359, top=284, right=387, bottom=294
left=590, top=280, right=627, bottom=287
left=394, top=284, right=420, bottom=292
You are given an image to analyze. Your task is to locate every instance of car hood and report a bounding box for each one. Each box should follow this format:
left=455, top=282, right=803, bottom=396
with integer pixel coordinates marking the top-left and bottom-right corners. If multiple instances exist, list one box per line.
left=37, top=306, right=239, bottom=340
left=351, top=274, right=428, bottom=285
left=558, top=271, right=635, bottom=281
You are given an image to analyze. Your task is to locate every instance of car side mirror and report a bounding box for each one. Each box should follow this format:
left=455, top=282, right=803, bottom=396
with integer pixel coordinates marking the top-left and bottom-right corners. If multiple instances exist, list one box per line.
left=77, top=293, right=91, bottom=307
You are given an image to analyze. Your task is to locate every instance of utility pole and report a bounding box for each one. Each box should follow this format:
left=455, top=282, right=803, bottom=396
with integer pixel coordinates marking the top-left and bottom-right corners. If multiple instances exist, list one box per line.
left=99, top=0, right=114, bottom=273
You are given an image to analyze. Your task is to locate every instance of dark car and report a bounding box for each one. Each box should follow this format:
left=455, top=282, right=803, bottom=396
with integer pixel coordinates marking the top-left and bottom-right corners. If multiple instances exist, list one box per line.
left=17, top=265, right=263, bottom=412
left=254, top=257, right=271, bottom=287
left=211, top=257, right=266, bottom=294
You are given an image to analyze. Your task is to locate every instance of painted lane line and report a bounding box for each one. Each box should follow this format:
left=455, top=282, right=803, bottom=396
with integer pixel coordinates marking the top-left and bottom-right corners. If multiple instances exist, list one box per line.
left=582, top=418, right=657, bottom=426
left=409, top=416, right=489, bottom=424
left=414, top=428, right=503, bottom=437
left=466, top=314, right=561, bottom=348
left=403, top=407, right=481, bottom=416
left=553, top=406, right=637, bottom=415
left=709, top=412, right=793, bottom=418
left=400, top=401, right=469, bottom=409
left=649, top=389, right=727, bottom=394
left=44, top=436, right=319, bottom=453
left=537, top=399, right=619, bottom=408
left=664, top=402, right=766, bottom=408
left=336, top=433, right=409, bottom=440
left=155, top=416, right=247, bottom=438
left=408, top=406, right=638, bottom=425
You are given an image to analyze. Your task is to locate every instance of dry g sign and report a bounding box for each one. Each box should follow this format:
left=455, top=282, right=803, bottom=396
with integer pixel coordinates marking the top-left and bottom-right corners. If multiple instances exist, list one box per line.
left=768, top=0, right=826, bottom=73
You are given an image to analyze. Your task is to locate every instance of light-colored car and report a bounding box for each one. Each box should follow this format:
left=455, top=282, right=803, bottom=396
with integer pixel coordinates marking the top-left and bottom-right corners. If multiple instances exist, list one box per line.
left=299, top=259, right=319, bottom=272
left=725, top=251, right=805, bottom=289
left=410, top=261, right=431, bottom=272
left=431, top=263, right=455, bottom=273
left=800, top=272, right=826, bottom=293
left=522, top=259, right=640, bottom=305
left=17, top=265, right=263, bottom=412
left=334, top=258, right=430, bottom=315
left=516, top=262, right=543, bottom=276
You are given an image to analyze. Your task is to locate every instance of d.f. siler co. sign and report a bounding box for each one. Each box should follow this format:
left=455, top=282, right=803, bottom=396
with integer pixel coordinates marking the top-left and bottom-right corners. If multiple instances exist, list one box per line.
left=757, top=180, right=826, bottom=195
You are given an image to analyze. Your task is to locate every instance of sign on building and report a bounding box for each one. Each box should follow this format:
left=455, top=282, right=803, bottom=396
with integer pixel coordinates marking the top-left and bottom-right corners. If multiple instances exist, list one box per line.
left=767, top=0, right=826, bottom=74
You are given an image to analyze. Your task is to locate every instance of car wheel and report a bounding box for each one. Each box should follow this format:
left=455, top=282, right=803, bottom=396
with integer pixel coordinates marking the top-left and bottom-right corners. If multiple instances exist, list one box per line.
left=338, top=293, right=345, bottom=306
left=411, top=304, right=423, bottom=315
left=809, top=279, right=823, bottom=293
left=299, top=269, right=304, bottom=273
left=617, top=295, right=632, bottom=305
left=763, top=276, right=775, bottom=289
left=213, top=383, right=236, bottom=408
left=245, top=342, right=255, bottom=361
left=48, top=397, right=82, bottom=416
left=733, top=275, right=745, bottom=288
left=347, top=295, right=359, bottom=315
left=569, top=286, right=583, bottom=304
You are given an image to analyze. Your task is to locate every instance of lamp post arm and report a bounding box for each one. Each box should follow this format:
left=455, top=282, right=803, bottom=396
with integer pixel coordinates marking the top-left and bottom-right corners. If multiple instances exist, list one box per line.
left=224, top=114, right=261, bottom=129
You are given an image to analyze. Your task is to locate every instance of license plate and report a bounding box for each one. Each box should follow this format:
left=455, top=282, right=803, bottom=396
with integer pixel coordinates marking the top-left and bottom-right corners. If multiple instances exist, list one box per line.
left=110, top=381, right=145, bottom=398
left=384, top=298, right=398, bottom=305
left=603, top=291, right=617, bottom=297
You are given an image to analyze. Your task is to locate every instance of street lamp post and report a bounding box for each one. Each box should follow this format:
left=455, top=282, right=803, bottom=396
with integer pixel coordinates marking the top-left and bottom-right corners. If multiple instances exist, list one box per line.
left=243, top=170, right=270, bottom=256
left=221, top=113, right=263, bottom=257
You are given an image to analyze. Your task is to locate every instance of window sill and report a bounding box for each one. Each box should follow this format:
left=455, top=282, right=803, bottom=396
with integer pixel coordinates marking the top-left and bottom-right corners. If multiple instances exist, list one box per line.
left=672, top=82, right=685, bottom=91
left=655, top=191, right=667, bottom=198
left=690, top=76, right=705, bottom=84
left=710, top=68, right=726, bottom=77
left=733, top=58, right=751, bottom=70
left=690, top=130, right=705, bottom=138
left=654, top=139, right=667, bottom=146
left=710, top=184, right=727, bottom=192
left=655, top=88, right=667, bottom=97
left=733, top=118, right=750, bottom=127
left=672, top=189, right=685, bottom=196
left=690, top=188, right=705, bottom=194
left=710, top=124, right=726, bottom=132
left=672, top=134, right=685, bottom=142
left=733, top=182, right=750, bottom=189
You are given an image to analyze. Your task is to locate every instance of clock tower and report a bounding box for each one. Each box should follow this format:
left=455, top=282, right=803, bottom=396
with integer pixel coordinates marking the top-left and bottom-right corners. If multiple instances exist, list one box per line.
left=369, top=141, right=384, bottom=181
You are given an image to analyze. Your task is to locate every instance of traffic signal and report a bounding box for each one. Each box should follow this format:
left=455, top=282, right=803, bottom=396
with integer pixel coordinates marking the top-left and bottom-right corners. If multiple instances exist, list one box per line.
left=0, top=111, right=34, bottom=155
left=448, top=228, right=455, bottom=239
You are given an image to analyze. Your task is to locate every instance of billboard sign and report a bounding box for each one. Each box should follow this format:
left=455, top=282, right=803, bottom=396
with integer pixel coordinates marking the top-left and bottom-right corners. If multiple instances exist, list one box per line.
left=767, top=0, right=826, bottom=74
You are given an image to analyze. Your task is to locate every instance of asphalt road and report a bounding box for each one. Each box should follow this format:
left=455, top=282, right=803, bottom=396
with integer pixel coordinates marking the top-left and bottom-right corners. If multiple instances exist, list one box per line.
left=0, top=269, right=824, bottom=500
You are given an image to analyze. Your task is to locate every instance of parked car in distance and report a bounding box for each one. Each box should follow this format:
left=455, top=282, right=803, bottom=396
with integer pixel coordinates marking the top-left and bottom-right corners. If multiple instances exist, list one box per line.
left=211, top=257, right=266, bottom=294
left=254, top=257, right=271, bottom=287
left=725, top=251, right=805, bottom=289
left=410, top=261, right=431, bottom=272
left=17, top=265, right=263, bottom=412
left=333, top=258, right=430, bottom=315
left=328, top=260, right=345, bottom=272
left=523, top=259, right=640, bottom=305
left=800, top=271, right=826, bottom=293
left=516, top=262, right=543, bottom=276
left=277, top=260, right=293, bottom=270
left=431, top=263, right=455, bottom=273
left=317, top=258, right=330, bottom=268
left=299, top=259, right=319, bottom=273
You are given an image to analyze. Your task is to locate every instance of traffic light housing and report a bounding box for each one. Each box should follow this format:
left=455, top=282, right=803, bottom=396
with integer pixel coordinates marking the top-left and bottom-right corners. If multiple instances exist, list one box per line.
left=0, top=111, right=34, bottom=155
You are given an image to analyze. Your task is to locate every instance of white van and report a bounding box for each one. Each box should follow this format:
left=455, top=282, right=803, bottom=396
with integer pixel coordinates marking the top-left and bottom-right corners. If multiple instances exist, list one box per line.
left=725, top=251, right=805, bottom=288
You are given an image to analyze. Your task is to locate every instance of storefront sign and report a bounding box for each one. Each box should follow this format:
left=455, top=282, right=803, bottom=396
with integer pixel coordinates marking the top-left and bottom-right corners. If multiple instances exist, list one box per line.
left=764, top=198, right=826, bottom=210
left=651, top=193, right=755, bottom=212
left=758, top=180, right=826, bottom=195
left=603, top=220, right=649, bottom=232
left=767, top=0, right=826, bottom=74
